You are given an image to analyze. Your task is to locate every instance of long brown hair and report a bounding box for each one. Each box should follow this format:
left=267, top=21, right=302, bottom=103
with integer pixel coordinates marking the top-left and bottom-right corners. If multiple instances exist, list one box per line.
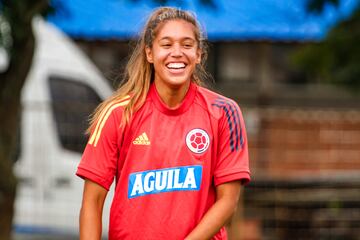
left=87, top=7, right=210, bottom=133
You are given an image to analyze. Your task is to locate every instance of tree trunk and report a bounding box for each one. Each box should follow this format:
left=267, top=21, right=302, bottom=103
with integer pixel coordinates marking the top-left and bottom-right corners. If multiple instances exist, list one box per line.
left=0, top=0, right=50, bottom=238
left=0, top=17, right=35, bottom=240
left=0, top=146, right=17, bottom=240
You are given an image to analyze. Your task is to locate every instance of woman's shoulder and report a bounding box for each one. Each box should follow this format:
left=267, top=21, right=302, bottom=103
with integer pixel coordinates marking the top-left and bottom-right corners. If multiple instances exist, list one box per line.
left=197, top=84, right=238, bottom=100
left=106, top=94, right=131, bottom=110
left=97, top=95, right=132, bottom=121
left=195, top=85, right=241, bottom=118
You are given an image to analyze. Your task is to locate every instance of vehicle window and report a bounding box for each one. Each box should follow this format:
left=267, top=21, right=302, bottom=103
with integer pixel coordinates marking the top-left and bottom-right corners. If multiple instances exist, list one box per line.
left=48, top=76, right=102, bottom=153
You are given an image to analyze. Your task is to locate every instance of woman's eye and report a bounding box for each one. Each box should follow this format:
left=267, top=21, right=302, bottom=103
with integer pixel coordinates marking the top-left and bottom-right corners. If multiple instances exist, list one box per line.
left=183, top=43, right=194, bottom=48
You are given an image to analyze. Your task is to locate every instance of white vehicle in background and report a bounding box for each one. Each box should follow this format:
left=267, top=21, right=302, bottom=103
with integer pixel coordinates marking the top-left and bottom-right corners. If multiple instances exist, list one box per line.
left=2, top=18, right=114, bottom=236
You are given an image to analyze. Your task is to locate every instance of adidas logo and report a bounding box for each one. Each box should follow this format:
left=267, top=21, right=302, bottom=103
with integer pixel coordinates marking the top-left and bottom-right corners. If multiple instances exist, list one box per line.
left=133, top=132, right=151, bottom=145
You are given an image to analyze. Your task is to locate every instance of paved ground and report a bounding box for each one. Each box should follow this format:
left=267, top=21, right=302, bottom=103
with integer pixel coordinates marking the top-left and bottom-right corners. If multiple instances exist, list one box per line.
left=13, top=234, right=79, bottom=240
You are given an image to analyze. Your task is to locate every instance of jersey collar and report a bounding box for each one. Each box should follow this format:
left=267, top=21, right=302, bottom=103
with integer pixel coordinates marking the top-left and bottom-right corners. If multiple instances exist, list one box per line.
left=149, top=82, right=197, bottom=116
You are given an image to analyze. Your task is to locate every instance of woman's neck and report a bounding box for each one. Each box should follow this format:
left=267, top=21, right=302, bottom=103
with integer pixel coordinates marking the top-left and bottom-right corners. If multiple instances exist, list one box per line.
left=154, top=80, right=191, bottom=109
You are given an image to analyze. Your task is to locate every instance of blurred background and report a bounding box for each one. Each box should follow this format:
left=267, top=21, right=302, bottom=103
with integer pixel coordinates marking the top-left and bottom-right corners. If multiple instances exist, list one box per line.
left=1, top=0, right=360, bottom=239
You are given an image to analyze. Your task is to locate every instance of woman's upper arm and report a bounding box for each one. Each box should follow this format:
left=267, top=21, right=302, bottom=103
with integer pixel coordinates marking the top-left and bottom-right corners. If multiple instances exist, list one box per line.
left=82, top=179, right=108, bottom=206
left=79, top=180, right=108, bottom=240
left=215, top=180, right=242, bottom=203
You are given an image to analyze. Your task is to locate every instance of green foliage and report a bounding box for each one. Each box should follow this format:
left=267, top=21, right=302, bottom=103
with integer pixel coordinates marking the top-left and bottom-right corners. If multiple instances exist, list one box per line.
left=0, top=0, right=52, bottom=64
left=306, top=0, right=340, bottom=13
left=293, top=3, right=360, bottom=90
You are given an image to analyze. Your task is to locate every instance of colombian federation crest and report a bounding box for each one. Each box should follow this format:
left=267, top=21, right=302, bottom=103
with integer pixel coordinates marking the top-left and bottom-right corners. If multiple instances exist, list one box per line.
left=186, top=129, right=210, bottom=154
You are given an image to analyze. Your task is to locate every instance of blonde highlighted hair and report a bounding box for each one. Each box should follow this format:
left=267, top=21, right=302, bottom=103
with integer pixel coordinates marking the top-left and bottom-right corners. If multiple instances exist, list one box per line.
left=87, top=7, right=210, bottom=133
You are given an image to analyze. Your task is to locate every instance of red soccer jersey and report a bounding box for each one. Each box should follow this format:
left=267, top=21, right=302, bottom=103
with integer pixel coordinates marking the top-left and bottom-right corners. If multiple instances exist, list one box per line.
left=77, top=82, right=250, bottom=240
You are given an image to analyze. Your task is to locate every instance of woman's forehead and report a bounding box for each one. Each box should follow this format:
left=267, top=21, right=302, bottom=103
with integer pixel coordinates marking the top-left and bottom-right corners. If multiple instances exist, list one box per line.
left=155, top=19, right=197, bottom=40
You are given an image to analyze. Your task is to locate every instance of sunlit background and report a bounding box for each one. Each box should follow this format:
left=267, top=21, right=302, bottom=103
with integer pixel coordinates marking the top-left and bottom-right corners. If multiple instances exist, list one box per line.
left=1, top=0, right=360, bottom=239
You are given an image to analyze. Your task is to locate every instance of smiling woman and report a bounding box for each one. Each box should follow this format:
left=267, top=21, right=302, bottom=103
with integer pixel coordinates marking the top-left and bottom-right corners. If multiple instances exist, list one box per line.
left=76, top=7, right=250, bottom=240
left=145, top=19, right=201, bottom=108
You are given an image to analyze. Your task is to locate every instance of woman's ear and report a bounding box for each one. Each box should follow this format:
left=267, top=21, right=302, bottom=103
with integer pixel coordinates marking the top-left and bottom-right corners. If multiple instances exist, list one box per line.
left=196, top=48, right=202, bottom=64
left=145, top=47, right=153, bottom=63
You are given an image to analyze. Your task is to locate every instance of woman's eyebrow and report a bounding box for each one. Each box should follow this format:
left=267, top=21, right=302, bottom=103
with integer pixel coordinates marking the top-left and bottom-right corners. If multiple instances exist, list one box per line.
left=159, top=36, right=196, bottom=41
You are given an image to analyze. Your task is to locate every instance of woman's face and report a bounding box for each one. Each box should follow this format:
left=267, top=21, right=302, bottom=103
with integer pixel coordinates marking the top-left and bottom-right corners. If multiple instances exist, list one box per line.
left=146, top=19, right=201, bottom=90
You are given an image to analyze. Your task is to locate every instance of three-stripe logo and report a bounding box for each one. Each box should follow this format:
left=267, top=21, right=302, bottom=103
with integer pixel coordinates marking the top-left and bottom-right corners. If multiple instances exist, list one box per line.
left=212, top=97, right=244, bottom=152
left=133, top=132, right=151, bottom=145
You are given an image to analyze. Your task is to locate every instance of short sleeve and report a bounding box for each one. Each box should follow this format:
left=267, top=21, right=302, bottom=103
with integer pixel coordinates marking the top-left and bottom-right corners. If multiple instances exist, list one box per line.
left=76, top=107, right=122, bottom=190
left=213, top=99, right=250, bottom=186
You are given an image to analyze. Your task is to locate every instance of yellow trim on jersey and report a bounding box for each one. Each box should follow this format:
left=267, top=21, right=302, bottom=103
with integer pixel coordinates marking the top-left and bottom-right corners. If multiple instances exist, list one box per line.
left=93, top=100, right=130, bottom=146
left=89, top=96, right=130, bottom=145
left=89, top=96, right=130, bottom=147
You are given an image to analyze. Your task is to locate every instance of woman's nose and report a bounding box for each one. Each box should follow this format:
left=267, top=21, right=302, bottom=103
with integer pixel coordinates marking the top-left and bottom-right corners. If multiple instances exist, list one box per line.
left=171, top=44, right=183, bottom=57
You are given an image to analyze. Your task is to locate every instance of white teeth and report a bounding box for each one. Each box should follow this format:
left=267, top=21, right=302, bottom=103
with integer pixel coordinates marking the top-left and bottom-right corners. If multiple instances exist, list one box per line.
left=167, top=63, right=186, bottom=69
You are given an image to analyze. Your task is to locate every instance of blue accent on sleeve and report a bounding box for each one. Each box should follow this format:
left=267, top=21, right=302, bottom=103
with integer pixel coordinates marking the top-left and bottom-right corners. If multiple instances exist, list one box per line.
left=214, top=99, right=240, bottom=151
left=228, top=100, right=244, bottom=148
left=212, top=101, right=235, bottom=152
left=213, top=97, right=246, bottom=151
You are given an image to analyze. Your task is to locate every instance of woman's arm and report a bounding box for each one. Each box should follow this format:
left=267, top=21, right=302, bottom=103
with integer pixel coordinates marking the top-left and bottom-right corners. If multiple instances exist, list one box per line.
left=185, top=180, right=242, bottom=240
left=79, top=179, right=108, bottom=240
